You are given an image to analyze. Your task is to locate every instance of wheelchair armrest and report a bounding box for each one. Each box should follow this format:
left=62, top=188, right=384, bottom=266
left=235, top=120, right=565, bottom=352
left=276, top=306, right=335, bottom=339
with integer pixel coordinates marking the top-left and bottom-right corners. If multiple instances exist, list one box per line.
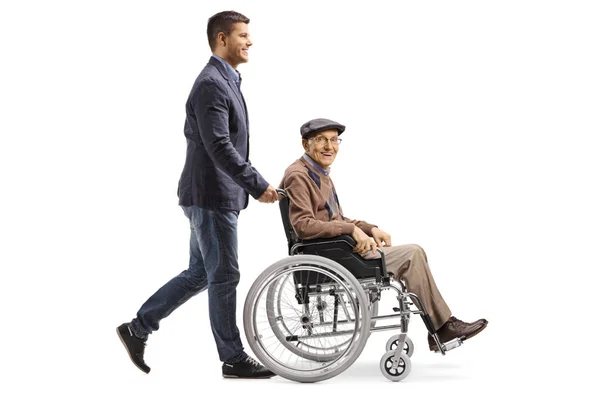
left=292, top=235, right=356, bottom=252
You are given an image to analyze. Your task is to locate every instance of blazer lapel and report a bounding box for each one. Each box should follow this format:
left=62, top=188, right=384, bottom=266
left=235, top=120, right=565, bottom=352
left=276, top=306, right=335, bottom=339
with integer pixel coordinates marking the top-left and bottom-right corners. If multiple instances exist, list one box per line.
left=227, top=79, right=248, bottom=120
left=239, top=89, right=249, bottom=127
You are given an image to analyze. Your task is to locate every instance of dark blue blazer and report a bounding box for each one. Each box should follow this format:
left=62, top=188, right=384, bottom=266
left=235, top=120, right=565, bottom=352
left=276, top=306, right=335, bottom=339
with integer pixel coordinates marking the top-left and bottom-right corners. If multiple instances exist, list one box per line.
left=177, top=57, right=269, bottom=211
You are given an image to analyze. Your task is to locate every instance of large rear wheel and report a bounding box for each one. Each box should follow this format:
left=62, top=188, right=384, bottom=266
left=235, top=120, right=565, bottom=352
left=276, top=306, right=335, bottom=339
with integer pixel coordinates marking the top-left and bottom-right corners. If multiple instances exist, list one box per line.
left=244, top=255, right=371, bottom=383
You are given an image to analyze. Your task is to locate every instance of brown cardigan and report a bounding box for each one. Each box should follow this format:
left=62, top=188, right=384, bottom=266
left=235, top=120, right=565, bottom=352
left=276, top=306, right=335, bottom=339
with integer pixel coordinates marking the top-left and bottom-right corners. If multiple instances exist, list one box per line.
left=279, top=157, right=377, bottom=240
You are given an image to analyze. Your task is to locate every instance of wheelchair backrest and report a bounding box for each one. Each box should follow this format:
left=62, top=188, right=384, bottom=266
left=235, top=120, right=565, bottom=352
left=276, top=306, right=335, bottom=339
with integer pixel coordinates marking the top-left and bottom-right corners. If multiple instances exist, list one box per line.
left=277, top=189, right=299, bottom=252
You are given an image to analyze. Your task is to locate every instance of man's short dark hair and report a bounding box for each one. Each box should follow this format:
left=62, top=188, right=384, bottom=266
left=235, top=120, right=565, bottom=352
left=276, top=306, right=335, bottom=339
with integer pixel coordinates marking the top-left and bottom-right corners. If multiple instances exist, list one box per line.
left=207, top=11, right=250, bottom=51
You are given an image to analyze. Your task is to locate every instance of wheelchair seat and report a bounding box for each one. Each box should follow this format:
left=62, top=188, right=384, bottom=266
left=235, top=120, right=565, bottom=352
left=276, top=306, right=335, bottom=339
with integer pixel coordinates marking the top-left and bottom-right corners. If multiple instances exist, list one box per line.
left=277, top=189, right=388, bottom=282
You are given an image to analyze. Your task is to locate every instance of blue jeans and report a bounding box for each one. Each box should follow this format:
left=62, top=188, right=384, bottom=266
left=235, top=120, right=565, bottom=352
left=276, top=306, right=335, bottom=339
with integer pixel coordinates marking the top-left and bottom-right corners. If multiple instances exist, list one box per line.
left=130, top=206, right=244, bottom=362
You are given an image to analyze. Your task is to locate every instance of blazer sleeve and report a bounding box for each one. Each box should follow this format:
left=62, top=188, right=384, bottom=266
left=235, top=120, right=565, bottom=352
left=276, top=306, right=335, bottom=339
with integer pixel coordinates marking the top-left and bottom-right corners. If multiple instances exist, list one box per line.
left=284, top=171, right=356, bottom=240
left=192, top=78, right=268, bottom=199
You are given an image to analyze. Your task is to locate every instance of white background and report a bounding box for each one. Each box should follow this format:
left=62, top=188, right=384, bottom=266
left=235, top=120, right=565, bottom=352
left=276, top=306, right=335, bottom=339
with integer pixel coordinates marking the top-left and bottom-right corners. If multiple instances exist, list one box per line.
left=1, top=0, right=599, bottom=398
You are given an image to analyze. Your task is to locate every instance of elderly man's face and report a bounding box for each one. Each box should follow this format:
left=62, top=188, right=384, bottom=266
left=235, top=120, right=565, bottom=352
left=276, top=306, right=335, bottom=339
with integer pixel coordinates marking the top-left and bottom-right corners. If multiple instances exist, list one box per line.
left=302, top=129, right=340, bottom=169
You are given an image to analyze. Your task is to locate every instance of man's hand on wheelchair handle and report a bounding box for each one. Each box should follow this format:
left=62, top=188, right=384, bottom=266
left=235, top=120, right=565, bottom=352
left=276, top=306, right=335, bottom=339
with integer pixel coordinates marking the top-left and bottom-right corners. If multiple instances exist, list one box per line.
left=258, top=185, right=279, bottom=203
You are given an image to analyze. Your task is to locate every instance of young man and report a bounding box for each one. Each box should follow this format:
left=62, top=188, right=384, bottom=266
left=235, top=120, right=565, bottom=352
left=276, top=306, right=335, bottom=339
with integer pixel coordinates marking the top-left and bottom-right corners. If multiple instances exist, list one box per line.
left=117, top=11, right=277, bottom=378
left=280, top=118, right=488, bottom=351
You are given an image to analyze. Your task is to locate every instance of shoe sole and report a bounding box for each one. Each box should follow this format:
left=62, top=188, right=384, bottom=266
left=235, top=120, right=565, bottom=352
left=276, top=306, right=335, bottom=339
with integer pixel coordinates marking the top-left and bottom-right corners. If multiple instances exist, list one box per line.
left=116, top=327, right=151, bottom=374
left=429, top=320, right=489, bottom=352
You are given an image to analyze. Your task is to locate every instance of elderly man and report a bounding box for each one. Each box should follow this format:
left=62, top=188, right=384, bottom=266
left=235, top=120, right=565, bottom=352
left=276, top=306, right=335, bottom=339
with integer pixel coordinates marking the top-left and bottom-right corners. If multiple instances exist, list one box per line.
left=279, top=118, right=488, bottom=351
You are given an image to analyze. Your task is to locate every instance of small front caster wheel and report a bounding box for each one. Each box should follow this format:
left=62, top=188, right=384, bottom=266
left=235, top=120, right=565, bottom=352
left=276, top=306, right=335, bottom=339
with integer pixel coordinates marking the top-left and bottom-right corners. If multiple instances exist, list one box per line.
left=380, top=350, right=411, bottom=382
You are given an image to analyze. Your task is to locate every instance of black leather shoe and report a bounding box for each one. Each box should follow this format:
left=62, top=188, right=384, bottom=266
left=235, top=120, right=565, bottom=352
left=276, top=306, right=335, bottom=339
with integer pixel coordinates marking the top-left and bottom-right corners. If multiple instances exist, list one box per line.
left=116, top=323, right=151, bottom=373
left=428, top=317, right=488, bottom=351
left=222, top=355, right=275, bottom=379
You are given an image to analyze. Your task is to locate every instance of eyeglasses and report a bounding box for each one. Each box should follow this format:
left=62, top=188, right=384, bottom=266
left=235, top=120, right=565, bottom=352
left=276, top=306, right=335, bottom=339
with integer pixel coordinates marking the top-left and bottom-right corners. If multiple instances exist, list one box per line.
left=308, top=136, right=342, bottom=145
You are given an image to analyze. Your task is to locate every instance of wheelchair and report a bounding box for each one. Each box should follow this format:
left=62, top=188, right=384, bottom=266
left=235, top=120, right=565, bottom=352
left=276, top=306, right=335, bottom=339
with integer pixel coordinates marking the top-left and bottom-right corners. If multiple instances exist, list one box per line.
left=243, top=189, right=464, bottom=382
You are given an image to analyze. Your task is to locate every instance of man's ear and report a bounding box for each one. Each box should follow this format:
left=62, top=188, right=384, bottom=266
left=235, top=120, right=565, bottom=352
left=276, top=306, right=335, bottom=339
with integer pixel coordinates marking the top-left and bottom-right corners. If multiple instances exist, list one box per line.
left=302, top=139, right=309, bottom=152
left=217, top=32, right=227, bottom=47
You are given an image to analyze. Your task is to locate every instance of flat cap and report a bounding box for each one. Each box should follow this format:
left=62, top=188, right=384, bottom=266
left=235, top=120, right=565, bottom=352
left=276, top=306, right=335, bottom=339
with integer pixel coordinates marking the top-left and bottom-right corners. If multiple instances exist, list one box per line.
left=300, top=118, right=345, bottom=138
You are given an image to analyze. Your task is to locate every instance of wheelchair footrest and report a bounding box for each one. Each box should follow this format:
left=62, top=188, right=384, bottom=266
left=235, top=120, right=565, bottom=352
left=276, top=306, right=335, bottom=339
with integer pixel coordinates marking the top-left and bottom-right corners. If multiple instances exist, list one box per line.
left=436, top=336, right=466, bottom=353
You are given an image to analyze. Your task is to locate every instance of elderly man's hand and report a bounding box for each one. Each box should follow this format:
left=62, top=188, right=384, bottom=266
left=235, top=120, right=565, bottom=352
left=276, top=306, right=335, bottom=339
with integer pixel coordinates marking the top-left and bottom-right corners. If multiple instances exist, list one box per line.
left=258, top=185, right=278, bottom=203
left=351, top=226, right=377, bottom=255
left=371, top=227, right=392, bottom=248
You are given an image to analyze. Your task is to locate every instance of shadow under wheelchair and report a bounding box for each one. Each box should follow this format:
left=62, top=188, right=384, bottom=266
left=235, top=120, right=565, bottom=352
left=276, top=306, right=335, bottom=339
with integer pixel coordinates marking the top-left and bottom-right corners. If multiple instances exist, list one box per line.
left=243, top=189, right=467, bottom=383
left=342, top=359, right=467, bottom=383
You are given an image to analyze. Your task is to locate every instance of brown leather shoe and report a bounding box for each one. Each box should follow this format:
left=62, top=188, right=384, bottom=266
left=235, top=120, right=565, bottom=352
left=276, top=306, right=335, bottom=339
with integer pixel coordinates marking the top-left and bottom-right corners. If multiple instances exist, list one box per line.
left=428, top=317, right=488, bottom=351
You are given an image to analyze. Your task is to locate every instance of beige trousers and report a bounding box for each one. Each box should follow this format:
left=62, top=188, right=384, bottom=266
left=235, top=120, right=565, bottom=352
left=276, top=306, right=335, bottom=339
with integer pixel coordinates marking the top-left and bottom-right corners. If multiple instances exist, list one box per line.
left=363, top=244, right=452, bottom=330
